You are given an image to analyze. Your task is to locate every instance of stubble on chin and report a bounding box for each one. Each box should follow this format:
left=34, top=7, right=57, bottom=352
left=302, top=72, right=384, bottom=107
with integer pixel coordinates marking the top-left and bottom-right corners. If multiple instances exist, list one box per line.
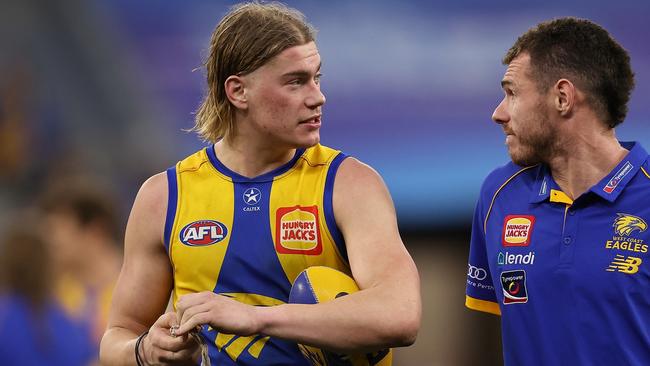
left=509, top=130, right=560, bottom=166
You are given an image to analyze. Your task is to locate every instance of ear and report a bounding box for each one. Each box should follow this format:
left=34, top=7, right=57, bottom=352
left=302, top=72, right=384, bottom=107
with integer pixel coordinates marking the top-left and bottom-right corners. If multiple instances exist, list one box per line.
left=224, top=75, right=247, bottom=110
left=553, top=79, right=575, bottom=117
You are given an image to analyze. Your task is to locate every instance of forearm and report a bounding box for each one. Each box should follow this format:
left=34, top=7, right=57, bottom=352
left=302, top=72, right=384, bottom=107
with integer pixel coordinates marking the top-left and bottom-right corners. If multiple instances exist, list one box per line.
left=257, top=282, right=420, bottom=353
left=99, top=327, right=140, bottom=366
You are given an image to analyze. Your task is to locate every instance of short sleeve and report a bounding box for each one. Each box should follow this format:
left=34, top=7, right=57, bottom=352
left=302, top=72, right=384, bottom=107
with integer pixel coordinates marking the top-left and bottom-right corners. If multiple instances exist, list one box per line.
left=465, top=199, right=501, bottom=315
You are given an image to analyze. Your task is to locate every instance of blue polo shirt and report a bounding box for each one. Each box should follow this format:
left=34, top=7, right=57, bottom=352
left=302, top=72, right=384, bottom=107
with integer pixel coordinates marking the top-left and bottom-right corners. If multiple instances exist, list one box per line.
left=466, top=141, right=650, bottom=365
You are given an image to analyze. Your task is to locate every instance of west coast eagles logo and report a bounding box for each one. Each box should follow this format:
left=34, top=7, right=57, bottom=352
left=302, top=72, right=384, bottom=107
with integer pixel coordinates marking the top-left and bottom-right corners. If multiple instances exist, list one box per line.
left=613, top=213, right=647, bottom=236
left=605, top=213, right=648, bottom=272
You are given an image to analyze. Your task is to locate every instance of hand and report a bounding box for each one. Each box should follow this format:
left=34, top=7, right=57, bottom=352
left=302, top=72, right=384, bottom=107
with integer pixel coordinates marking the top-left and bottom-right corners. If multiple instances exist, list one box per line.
left=141, top=312, right=201, bottom=365
left=175, top=291, right=261, bottom=336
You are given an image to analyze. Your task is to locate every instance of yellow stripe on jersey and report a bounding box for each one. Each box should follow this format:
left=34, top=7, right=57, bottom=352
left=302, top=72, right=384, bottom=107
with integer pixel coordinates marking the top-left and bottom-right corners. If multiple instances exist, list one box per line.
left=169, top=149, right=235, bottom=306
left=465, top=295, right=501, bottom=316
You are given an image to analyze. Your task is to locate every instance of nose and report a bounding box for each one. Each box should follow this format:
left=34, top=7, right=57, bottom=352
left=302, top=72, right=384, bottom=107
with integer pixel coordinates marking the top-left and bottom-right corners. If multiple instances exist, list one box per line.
left=305, top=83, right=326, bottom=109
left=492, top=97, right=509, bottom=125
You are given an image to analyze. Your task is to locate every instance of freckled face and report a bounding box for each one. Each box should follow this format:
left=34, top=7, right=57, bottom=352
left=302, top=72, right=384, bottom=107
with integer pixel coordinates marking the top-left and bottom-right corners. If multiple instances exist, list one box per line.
left=242, top=42, right=325, bottom=149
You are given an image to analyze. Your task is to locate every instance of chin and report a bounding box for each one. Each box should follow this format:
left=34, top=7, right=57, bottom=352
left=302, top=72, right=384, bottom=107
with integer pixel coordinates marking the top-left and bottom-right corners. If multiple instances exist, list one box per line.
left=295, top=134, right=320, bottom=148
left=509, top=152, right=541, bottom=166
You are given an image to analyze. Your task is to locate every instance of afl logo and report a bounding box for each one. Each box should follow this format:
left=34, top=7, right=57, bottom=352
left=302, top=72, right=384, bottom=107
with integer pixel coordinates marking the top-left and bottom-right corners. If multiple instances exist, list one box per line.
left=179, top=220, right=228, bottom=246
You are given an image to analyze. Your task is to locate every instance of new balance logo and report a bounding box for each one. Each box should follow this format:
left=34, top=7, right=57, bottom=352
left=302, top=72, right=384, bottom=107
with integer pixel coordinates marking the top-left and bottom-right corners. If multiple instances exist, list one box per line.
left=606, top=255, right=642, bottom=274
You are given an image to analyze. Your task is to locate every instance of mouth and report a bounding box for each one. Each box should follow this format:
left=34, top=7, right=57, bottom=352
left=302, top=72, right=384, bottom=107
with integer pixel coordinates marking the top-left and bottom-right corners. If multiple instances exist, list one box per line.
left=299, top=115, right=321, bottom=126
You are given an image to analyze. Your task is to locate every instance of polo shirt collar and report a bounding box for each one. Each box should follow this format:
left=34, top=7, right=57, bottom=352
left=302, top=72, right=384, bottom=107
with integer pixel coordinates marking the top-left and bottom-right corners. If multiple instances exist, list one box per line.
left=590, top=141, right=648, bottom=202
left=529, top=141, right=648, bottom=204
left=529, top=165, right=557, bottom=203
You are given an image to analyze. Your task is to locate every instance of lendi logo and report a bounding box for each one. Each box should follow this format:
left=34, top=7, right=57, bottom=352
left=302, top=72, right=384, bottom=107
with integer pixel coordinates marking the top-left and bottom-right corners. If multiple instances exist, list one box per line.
left=498, top=251, right=535, bottom=266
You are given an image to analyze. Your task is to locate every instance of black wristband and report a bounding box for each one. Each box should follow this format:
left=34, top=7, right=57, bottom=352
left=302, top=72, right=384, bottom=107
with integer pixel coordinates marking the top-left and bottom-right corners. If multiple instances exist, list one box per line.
left=135, top=330, right=149, bottom=366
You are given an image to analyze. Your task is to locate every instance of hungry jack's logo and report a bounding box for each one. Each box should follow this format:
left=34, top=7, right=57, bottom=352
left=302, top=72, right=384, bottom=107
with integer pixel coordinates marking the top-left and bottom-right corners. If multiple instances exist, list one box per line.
left=275, top=205, right=322, bottom=255
left=502, top=215, right=535, bottom=247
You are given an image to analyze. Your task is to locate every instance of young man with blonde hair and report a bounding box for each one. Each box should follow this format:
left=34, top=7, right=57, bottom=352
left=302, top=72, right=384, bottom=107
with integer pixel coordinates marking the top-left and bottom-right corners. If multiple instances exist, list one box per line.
left=100, top=2, right=421, bottom=365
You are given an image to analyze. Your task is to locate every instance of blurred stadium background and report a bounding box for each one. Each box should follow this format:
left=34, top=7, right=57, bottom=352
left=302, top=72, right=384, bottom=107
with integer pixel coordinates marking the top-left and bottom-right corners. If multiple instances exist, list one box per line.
left=1, top=0, right=649, bottom=364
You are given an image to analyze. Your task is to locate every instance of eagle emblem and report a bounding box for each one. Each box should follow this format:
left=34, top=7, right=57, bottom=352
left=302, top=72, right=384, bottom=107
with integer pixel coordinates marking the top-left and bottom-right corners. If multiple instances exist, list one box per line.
left=613, top=213, right=647, bottom=236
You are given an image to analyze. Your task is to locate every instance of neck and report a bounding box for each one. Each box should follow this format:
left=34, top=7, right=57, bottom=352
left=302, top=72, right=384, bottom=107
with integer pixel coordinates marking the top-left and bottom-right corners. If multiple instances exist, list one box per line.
left=215, top=135, right=298, bottom=178
left=547, top=127, right=627, bottom=200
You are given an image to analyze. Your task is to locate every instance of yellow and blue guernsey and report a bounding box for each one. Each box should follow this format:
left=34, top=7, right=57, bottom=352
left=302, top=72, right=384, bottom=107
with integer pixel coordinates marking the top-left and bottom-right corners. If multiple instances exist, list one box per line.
left=466, top=141, right=650, bottom=365
left=164, top=144, right=350, bottom=365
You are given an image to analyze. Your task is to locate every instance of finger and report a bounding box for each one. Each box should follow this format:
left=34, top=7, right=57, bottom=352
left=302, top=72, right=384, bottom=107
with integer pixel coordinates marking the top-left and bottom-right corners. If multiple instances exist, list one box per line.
left=176, top=306, right=212, bottom=335
left=147, top=312, right=197, bottom=353
left=152, top=331, right=198, bottom=353
left=178, top=301, right=212, bottom=328
left=153, top=311, right=179, bottom=329
left=175, top=291, right=212, bottom=321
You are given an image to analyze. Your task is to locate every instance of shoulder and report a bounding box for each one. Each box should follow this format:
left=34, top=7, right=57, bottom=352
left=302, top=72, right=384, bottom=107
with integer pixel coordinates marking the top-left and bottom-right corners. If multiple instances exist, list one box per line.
left=177, top=147, right=212, bottom=173
left=332, top=157, right=392, bottom=218
left=335, top=157, right=384, bottom=188
left=136, top=172, right=169, bottom=213
left=479, top=161, right=539, bottom=201
left=126, top=172, right=169, bottom=245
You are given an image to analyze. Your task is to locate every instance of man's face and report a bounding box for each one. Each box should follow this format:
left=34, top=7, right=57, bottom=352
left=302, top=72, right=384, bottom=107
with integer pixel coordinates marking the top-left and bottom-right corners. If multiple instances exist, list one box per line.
left=240, top=41, right=325, bottom=148
left=492, top=54, right=557, bottom=166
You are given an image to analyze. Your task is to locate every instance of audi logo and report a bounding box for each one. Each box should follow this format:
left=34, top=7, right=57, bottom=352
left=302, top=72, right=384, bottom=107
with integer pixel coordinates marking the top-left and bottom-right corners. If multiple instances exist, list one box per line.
left=467, top=264, right=487, bottom=280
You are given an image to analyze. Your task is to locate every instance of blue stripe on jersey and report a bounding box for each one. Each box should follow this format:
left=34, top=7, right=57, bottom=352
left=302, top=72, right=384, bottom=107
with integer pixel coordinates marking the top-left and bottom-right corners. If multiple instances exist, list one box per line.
left=324, top=153, right=348, bottom=263
left=213, top=180, right=290, bottom=301
left=208, top=180, right=309, bottom=364
left=164, top=167, right=178, bottom=252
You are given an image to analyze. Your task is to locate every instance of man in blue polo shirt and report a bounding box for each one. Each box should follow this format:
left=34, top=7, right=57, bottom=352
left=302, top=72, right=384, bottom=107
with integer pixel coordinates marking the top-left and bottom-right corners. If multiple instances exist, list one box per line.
left=466, top=17, right=649, bottom=365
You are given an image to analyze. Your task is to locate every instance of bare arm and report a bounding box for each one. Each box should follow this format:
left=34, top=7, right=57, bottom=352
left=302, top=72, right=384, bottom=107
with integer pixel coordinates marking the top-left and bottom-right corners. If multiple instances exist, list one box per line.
left=175, top=158, right=421, bottom=353
left=99, top=173, right=199, bottom=365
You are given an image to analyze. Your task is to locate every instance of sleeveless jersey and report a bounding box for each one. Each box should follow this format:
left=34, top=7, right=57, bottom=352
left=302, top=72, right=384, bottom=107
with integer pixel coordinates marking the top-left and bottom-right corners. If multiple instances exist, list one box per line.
left=164, top=143, right=350, bottom=365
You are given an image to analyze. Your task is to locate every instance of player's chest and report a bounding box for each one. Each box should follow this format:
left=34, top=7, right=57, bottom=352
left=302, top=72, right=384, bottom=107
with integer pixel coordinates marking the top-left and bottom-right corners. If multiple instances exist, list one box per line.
left=485, top=200, right=650, bottom=292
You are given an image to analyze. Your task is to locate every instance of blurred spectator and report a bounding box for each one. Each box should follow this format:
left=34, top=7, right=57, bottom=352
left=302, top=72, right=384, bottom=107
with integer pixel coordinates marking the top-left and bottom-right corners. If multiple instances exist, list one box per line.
left=0, top=211, right=96, bottom=366
left=0, top=65, right=31, bottom=181
left=40, top=178, right=123, bottom=346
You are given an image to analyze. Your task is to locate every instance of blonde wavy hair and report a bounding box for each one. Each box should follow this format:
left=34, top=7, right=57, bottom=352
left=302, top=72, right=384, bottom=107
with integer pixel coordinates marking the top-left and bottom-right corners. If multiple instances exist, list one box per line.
left=193, top=2, right=316, bottom=142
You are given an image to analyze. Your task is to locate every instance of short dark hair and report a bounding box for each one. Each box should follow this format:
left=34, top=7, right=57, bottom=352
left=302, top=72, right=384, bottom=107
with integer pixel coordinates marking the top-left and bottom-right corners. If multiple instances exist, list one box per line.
left=504, top=17, right=635, bottom=128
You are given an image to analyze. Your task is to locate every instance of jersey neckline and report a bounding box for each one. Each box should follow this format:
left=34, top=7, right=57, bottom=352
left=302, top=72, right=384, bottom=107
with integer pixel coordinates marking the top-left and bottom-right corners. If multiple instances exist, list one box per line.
left=206, top=145, right=306, bottom=183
